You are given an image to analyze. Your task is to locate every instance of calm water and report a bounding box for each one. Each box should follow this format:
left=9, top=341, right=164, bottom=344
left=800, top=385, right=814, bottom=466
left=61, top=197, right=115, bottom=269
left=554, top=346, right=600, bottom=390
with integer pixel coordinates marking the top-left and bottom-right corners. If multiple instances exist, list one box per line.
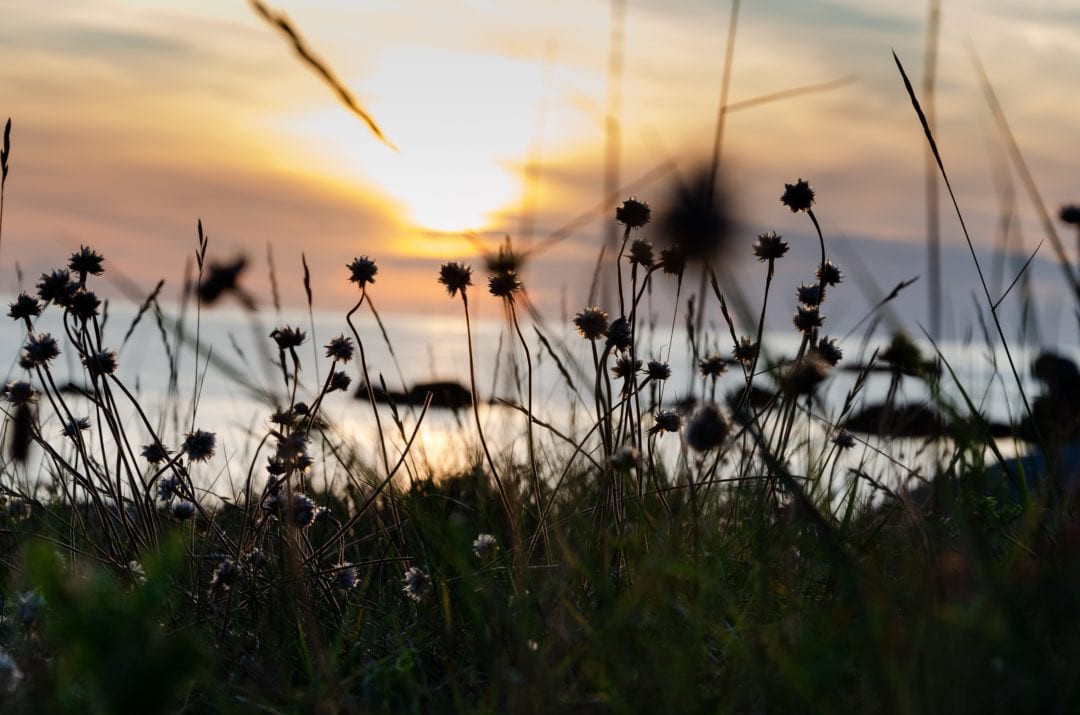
left=0, top=297, right=1066, bottom=499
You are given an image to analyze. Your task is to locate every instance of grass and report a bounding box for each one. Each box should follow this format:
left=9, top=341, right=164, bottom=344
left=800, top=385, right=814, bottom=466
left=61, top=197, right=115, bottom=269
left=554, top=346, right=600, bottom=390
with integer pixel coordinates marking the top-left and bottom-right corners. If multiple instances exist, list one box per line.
left=1, top=43, right=1080, bottom=715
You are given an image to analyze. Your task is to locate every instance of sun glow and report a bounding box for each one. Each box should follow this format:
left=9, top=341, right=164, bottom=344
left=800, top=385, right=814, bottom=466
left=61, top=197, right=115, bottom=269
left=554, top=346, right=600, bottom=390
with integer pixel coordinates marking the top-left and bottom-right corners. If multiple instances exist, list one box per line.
left=285, top=47, right=555, bottom=242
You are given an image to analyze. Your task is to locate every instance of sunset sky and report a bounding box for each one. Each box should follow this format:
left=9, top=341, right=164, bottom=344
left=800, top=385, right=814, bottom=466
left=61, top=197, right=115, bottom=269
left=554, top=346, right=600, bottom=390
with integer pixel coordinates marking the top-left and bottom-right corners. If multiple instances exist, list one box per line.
left=0, top=0, right=1077, bottom=341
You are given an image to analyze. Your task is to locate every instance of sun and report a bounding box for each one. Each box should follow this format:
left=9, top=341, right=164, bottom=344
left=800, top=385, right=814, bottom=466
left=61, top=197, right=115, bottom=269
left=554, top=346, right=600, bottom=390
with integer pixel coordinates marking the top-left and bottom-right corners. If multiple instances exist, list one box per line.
left=283, top=46, right=551, bottom=241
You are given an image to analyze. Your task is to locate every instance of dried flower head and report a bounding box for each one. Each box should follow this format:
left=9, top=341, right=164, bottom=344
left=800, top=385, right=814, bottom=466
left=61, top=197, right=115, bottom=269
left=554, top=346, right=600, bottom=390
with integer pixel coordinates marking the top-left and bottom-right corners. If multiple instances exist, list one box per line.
left=781, top=178, right=815, bottom=212
left=269, top=408, right=294, bottom=427
left=0, top=648, right=23, bottom=694
left=8, top=293, right=42, bottom=321
left=17, top=591, right=44, bottom=629
left=645, top=359, right=671, bottom=381
left=324, top=334, right=354, bottom=363
left=816, top=260, right=843, bottom=287
left=22, top=333, right=60, bottom=367
left=81, top=349, right=117, bottom=377
left=66, top=289, right=101, bottom=321
left=615, top=197, right=651, bottom=228
left=833, top=431, right=856, bottom=450
left=347, top=256, right=378, bottom=287
left=752, top=231, right=789, bottom=261
left=487, top=270, right=522, bottom=299
left=782, top=355, right=830, bottom=396
left=270, top=326, right=306, bottom=350
left=36, top=269, right=74, bottom=304
left=276, top=431, right=308, bottom=461
left=182, top=429, right=217, bottom=462
left=573, top=306, right=609, bottom=340
left=649, top=409, right=682, bottom=435
left=170, top=499, right=197, bottom=520
left=61, top=416, right=90, bottom=438
left=142, top=442, right=172, bottom=464
left=403, top=566, right=431, bottom=602
left=612, top=355, right=642, bottom=380
left=6, top=498, right=31, bottom=522
left=333, top=563, right=359, bottom=590
left=658, top=168, right=734, bottom=262
left=793, top=305, right=824, bottom=334
left=685, top=403, right=731, bottom=452
left=290, top=492, right=324, bottom=528
left=210, top=558, right=238, bottom=594
left=156, top=474, right=181, bottom=502
left=814, top=336, right=843, bottom=367
left=329, top=370, right=352, bottom=392
left=438, top=262, right=473, bottom=298
left=796, top=283, right=823, bottom=306
left=628, top=238, right=655, bottom=268
left=733, top=337, right=758, bottom=366
left=605, top=317, right=633, bottom=350
left=659, top=246, right=686, bottom=277
left=4, top=380, right=37, bottom=405
left=473, top=533, right=497, bottom=559
left=198, top=257, right=247, bottom=305
left=610, top=444, right=640, bottom=469
left=1060, top=205, right=1080, bottom=225
left=69, top=245, right=105, bottom=277
left=699, top=352, right=728, bottom=379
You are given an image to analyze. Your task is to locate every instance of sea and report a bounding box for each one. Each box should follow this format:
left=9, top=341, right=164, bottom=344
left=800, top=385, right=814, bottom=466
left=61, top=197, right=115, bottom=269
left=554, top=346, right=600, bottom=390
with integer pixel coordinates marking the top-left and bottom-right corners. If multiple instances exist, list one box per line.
left=0, top=297, right=1066, bottom=503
